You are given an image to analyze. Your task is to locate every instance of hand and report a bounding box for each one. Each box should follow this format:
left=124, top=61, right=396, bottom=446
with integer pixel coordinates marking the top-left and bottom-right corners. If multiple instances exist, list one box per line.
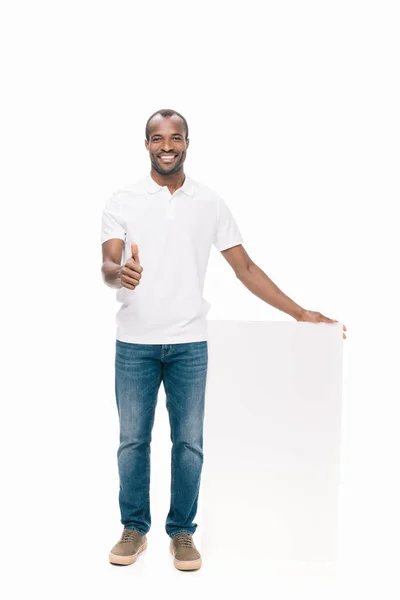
left=119, top=243, right=143, bottom=290
left=296, top=309, right=347, bottom=340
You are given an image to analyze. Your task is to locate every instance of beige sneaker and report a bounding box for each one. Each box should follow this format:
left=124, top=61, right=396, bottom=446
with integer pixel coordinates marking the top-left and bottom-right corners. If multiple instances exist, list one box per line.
left=109, top=528, right=148, bottom=565
left=169, top=533, right=202, bottom=570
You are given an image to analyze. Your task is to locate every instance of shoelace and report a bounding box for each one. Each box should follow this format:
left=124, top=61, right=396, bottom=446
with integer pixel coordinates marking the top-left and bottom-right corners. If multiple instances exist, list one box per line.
left=174, top=534, right=194, bottom=547
left=121, top=529, right=142, bottom=543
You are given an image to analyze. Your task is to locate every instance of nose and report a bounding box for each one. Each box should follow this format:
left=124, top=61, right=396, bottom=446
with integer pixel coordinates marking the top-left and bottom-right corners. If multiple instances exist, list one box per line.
left=161, top=141, right=174, bottom=152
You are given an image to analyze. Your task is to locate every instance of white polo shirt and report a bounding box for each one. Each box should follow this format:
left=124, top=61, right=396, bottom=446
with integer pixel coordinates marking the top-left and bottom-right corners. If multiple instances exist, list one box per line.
left=100, top=172, right=244, bottom=344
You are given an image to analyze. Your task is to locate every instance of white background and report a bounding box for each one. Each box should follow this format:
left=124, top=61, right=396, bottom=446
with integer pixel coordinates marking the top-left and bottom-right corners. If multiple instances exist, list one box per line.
left=1, top=1, right=399, bottom=598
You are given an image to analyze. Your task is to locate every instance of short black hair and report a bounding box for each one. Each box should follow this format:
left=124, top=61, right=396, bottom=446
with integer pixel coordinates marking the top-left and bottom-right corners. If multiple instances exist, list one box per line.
left=145, top=108, right=189, bottom=141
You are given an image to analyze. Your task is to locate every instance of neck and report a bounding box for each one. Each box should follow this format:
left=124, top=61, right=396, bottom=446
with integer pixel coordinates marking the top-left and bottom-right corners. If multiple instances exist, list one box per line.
left=150, top=167, right=185, bottom=191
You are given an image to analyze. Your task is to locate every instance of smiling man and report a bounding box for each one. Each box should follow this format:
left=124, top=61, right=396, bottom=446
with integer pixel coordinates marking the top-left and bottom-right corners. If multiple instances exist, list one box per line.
left=100, top=108, right=347, bottom=571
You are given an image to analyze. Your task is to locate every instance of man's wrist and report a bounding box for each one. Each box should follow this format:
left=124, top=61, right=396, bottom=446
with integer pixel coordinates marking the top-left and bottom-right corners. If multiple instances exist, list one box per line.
left=293, top=306, right=306, bottom=321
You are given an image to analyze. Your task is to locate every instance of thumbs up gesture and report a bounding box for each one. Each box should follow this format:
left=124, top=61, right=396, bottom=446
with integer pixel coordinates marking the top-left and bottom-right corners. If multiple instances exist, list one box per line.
left=119, top=243, right=143, bottom=290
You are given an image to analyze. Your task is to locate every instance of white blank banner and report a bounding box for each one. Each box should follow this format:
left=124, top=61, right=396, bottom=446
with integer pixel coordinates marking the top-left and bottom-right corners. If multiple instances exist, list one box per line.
left=202, top=320, right=343, bottom=564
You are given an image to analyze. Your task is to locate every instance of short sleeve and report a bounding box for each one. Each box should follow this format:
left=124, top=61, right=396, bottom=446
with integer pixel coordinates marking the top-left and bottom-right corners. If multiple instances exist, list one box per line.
left=213, top=195, right=244, bottom=252
left=100, top=193, right=126, bottom=244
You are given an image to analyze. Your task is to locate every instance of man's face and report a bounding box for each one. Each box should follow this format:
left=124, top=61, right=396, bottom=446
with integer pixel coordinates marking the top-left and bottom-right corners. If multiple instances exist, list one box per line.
left=145, top=115, right=189, bottom=175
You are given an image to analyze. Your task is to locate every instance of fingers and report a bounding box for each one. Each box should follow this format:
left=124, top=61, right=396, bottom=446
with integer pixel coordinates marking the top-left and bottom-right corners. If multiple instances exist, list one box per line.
left=131, top=242, right=140, bottom=264
left=125, top=260, right=143, bottom=274
left=121, top=280, right=136, bottom=290
left=325, top=317, right=347, bottom=339
left=120, top=266, right=141, bottom=288
left=320, top=315, right=337, bottom=323
left=129, top=243, right=143, bottom=274
left=120, top=243, right=143, bottom=291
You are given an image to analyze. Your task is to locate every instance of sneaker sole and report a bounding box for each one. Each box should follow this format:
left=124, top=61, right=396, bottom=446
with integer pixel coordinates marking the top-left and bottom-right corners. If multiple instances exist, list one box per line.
left=109, top=541, right=147, bottom=565
left=169, top=545, right=202, bottom=570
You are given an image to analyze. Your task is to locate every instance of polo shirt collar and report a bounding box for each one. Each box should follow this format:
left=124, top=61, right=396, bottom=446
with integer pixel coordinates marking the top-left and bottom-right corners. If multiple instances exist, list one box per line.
left=143, top=172, right=195, bottom=196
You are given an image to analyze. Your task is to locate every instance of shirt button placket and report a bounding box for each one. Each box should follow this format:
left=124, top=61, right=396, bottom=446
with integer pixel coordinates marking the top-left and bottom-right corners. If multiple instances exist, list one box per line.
left=167, top=193, right=175, bottom=219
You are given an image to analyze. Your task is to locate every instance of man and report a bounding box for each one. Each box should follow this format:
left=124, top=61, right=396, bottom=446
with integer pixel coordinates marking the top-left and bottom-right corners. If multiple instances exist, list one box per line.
left=100, top=108, right=347, bottom=571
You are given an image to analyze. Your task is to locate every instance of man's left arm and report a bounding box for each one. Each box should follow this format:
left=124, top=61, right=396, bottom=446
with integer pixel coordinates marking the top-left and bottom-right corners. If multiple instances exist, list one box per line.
left=220, top=244, right=347, bottom=339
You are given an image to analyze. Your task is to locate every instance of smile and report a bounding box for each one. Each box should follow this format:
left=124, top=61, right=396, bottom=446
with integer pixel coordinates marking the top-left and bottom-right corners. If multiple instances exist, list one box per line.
left=158, top=155, right=178, bottom=163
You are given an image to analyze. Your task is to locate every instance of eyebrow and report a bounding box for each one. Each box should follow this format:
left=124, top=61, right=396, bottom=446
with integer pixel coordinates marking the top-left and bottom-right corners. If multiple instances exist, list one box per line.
left=151, top=132, right=183, bottom=138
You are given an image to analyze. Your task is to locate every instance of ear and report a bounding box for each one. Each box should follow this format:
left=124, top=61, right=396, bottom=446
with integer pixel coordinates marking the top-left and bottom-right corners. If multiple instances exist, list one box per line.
left=145, top=139, right=149, bottom=151
left=186, top=138, right=190, bottom=149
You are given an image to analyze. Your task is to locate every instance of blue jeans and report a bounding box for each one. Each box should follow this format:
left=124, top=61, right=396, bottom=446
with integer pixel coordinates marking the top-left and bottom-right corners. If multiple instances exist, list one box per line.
left=114, top=339, right=208, bottom=539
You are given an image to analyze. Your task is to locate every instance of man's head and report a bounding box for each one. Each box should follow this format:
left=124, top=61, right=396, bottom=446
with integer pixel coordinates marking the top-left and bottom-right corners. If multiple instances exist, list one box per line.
left=145, top=109, right=189, bottom=176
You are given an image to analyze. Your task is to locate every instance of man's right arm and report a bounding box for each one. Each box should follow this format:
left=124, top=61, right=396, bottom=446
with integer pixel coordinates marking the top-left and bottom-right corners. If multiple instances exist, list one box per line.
left=101, top=239, right=124, bottom=289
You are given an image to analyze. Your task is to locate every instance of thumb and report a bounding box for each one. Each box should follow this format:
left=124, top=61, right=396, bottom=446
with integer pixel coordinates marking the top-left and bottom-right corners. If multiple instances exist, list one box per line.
left=131, top=242, right=140, bottom=264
